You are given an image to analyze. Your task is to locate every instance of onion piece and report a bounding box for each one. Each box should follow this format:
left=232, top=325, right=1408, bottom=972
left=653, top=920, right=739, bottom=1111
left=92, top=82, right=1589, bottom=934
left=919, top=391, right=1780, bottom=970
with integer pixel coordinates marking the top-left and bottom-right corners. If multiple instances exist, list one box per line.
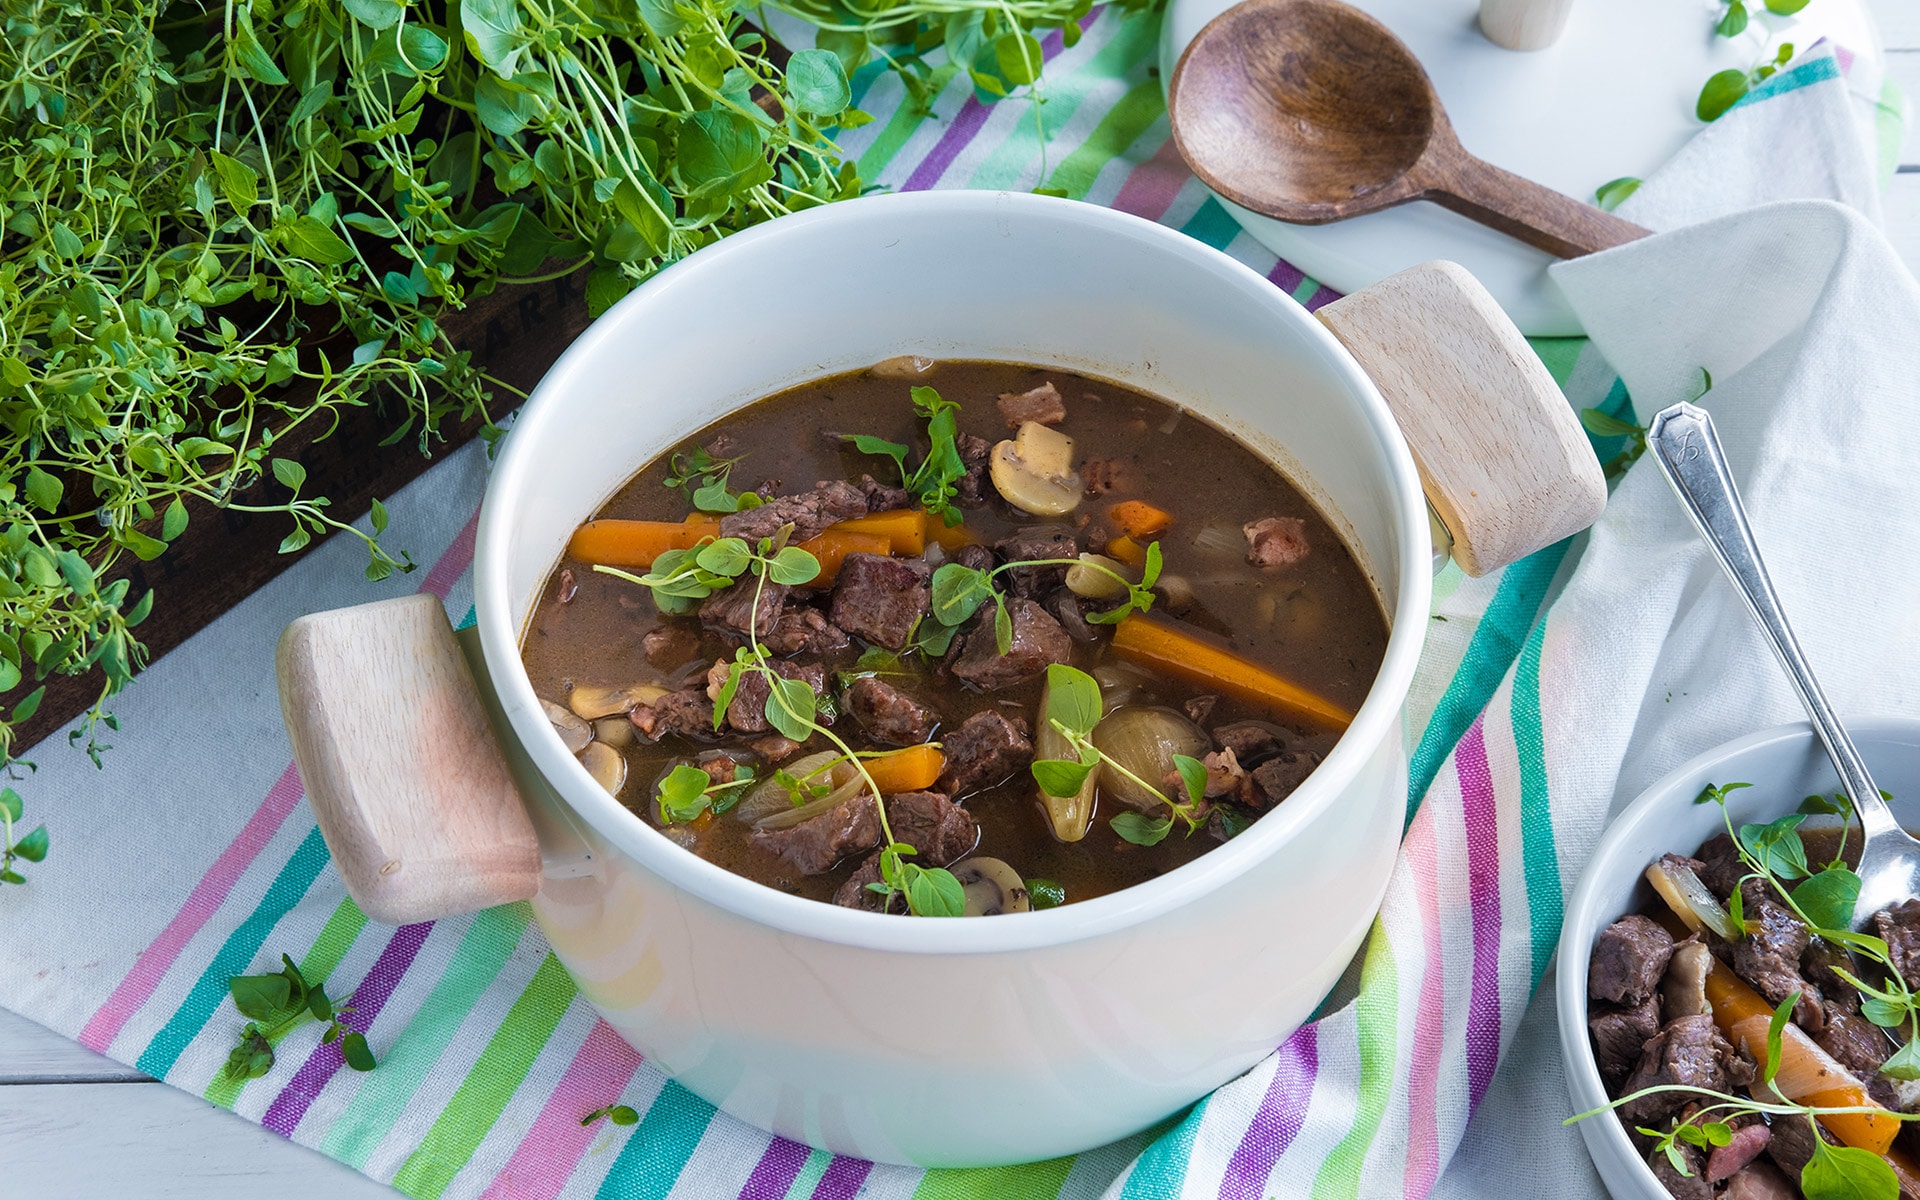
left=1089, top=706, right=1209, bottom=812
left=753, top=770, right=867, bottom=831
left=1035, top=672, right=1101, bottom=842
left=1065, top=553, right=1129, bottom=600
left=1645, top=855, right=1738, bottom=940
left=734, top=751, right=846, bottom=823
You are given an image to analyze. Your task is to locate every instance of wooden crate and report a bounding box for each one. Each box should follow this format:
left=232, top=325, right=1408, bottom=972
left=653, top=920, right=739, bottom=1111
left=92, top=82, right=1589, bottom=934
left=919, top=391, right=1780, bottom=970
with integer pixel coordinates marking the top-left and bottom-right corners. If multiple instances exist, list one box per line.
left=7, top=271, right=594, bottom=753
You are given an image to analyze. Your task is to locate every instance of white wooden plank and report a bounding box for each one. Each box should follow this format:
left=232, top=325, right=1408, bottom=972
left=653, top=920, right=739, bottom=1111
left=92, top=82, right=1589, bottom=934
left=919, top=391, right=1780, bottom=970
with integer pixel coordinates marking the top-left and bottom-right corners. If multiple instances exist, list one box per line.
left=0, top=1005, right=145, bottom=1083
left=1, top=1082, right=399, bottom=1199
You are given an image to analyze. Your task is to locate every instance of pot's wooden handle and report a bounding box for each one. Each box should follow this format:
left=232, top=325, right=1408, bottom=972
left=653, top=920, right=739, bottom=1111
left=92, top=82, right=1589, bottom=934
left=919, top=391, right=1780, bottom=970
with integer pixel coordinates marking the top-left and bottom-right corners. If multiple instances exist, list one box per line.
left=277, top=593, right=540, bottom=925
left=1316, top=260, right=1606, bottom=577
left=1477, top=0, right=1574, bottom=51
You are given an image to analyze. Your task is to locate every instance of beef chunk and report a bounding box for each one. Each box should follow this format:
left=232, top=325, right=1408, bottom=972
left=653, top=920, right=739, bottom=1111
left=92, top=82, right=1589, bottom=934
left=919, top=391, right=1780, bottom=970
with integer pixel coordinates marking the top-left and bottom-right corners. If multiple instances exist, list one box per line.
left=848, top=677, right=937, bottom=746
left=1619, top=1015, right=1754, bottom=1125
left=832, top=853, right=905, bottom=913
left=935, top=710, right=1033, bottom=796
left=1648, top=1139, right=1713, bottom=1200
left=1876, top=899, right=1920, bottom=991
left=955, top=433, right=993, bottom=506
left=954, top=544, right=994, bottom=573
left=995, top=525, right=1079, bottom=598
left=751, top=735, right=804, bottom=763
left=1765, top=1111, right=1833, bottom=1184
left=949, top=598, right=1072, bottom=691
left=1722, top=1162, right=1796, bottom=1200
left=1803, top=936, right=1860, bottom=1013
left=1046, top=588, right=1097, bottom=644
left=749, top=794, right=879, bottom=875
left=762, top=607, right=850, bottom=657
left=1184, top=694, right=1220, bottom=728
left=1249, top=751, right=1320, bottom=808
left=1818, top=1007, right=1891, bottom=1076
left=884, top=792, right=977, bottom=867
left=1244, top=516, right=1310, bottom=568
left=1588, top=995, right=1661, bottom=1084
left=1733, top=879, right=1821, bottom=1031
left=726, top=659, right=828, bottom=734
left=700, top=579, right=789, bottom=638
left=720, top=479, right=868, bottom=544
left=828, top=553, right=931, bottom=651
left=996, top=381, right=1067, bottom=427
left=1214, top=721, right=1286, bottom=767
left=630, top=687, right=719, bottom=742
left=642, top=624, right=702, bottom=671
left=1590, top=914, right=1677, bottom=1005
left=856, top=473, right=912, bottom=513
left=1200, top=748, right=1254, bottom=802
left=1707, top=1121, right=1773, bottom=1183
left=1080, top=457, right=1126, bottom=497
left=1694, top=832, right=1745, bottom=901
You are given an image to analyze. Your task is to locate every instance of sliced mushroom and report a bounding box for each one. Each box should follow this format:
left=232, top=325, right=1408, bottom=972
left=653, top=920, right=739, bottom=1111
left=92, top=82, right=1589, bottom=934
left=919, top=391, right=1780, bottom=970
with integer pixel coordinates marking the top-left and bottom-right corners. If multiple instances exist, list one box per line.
left=593, top=715, right=636, bottom=748
left=1663, top=939, right=1713, bottom=1018
left=1065, top=553, right=1129, bottom=600
left=579, top=741, right=628, bottom=796
left=989, top=421, right=1081, bottom=516
left=543, top=700, right=592, bottom=753
left=569, top=682, right=667, bottom=721
left=952, top=857, right=1031, bottom=916
left=869, top=354, right=936, bottom=378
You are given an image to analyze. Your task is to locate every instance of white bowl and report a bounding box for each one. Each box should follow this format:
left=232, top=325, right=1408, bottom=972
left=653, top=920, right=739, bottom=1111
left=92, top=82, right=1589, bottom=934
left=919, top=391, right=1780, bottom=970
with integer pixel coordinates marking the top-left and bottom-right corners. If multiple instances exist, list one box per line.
left=1558, top=717, right=1920, bottom=1198
left=472, top=190, right=1437, bottom=1166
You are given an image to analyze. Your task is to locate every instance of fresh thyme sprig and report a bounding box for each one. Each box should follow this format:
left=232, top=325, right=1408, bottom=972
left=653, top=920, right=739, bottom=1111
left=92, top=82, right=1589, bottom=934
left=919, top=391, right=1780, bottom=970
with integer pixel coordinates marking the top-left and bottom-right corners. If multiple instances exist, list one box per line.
left=1027, top=663, right=1206, bottom=847
left=920, top=541, right=1162, bottom=656
left=0, top=786, right=48, bottom=886
left=222, top=954, right=374, bottom=1081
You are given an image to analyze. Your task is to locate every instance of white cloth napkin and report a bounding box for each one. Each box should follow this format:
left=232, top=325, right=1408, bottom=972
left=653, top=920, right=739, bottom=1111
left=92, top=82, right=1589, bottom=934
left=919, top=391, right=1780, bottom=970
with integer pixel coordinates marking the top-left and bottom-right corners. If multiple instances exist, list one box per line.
left=1435, top=55, right=1920, bottom=1200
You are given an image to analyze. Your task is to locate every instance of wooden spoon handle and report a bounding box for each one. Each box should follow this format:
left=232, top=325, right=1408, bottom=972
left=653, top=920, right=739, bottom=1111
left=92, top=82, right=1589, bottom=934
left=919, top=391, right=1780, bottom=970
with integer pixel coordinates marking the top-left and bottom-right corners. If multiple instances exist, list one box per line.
left=1316, top=261, right=1607, bottom=576
left=1420, top=152, right=1650, bottom=259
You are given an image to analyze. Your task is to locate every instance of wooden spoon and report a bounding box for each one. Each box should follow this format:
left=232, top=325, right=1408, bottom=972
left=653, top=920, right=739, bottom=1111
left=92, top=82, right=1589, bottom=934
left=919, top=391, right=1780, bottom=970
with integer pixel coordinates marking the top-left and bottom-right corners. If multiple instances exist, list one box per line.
left=1167, top=0, right=1651, bottom=259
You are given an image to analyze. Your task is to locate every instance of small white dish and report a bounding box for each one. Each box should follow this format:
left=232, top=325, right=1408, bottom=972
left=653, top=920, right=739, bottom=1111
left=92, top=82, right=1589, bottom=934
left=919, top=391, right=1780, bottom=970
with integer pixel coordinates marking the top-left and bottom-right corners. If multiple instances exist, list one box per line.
left=1158, top=0, right=1885, bottom=335
left=1557, top=717, right=1920, bottom=1198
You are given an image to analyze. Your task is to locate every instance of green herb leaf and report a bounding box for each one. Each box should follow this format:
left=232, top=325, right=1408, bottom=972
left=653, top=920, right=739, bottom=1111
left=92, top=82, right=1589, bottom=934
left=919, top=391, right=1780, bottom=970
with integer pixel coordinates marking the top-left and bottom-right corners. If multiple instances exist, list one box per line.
left=229, top=973, right=294, bottom=1023
left=764, top=676, right=818, bottom=742
left=1026, top=878, right=1065, bottom=909
left=1594, top=177, right=1642, bottom=212
left=1881, top=1034, right=1920, bottom=1081
left=1762, top=990, right=1796, bottom=1086
left=1716, top=1, right=1749, bottom=37
left=1764, top=0, right=1809, bottom=13
left=787, top=48, right=852, bottom=114
left=307, top=981, right=335, bottom=1024
left=461, top=0, right=529, bottom=74
left=658, top=763, right=716, bottom=823
left=1863, top=996, right=1907, bottom=1028
left=1801, top=792, right=1851, bottom=817
left=1172, top=754, right=1209, bottom=805
left=1111, top=811, right=1174, bottom=846
left=904, top=865, right=966, bottom=916
left=12, top=825, right=48, bottom=863
left=1741, top=814, right=1812, bottom=879
left=993, top=596, right=1013, bottom=655
left=24, top=466, right=62, bottom=513
left=766, top=547, right=823, bottom=586
left=1032, top=757, right=1094, bottom=799
left=841, top=434, right=910, bottom=481
left=1794, top=865, right=1861, bottom=931
left=341, top=1031, right=376, bottom=1072
left=609, top=1104, right=640, bottom=1125
left=929, top=563, right=995, bottom=627
left=1802, top=1136, right=1898, bottom=1200
left=694, top=537, right=752, bottom=577
left=0, top=789, right=19, bottom=822
left=1042, top=664, right=1103, bottom=738
left=1697, top=68, right=1751, bottom=121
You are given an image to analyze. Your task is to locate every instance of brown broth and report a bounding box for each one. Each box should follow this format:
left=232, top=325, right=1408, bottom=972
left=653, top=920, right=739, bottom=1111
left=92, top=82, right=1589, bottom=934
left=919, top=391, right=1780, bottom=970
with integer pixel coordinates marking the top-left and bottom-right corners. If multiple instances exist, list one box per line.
left=520, top=360, right=1390, bottom=908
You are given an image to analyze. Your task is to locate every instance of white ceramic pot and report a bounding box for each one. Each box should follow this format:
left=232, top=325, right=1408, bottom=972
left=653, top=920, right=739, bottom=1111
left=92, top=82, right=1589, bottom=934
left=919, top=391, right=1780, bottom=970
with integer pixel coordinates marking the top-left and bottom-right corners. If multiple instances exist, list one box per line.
left=1558, top=717, right=1920, bottom=1199
left=280, top=190, right=1603, bottom=1167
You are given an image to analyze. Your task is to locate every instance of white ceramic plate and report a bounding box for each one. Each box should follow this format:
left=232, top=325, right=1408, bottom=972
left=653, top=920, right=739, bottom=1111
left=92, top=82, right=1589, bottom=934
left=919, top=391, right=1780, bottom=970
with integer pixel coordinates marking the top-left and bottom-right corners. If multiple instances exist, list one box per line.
left=1557, top=717, right=1920, bottom=1199
left=1158, top=0, right=1884, bottom=334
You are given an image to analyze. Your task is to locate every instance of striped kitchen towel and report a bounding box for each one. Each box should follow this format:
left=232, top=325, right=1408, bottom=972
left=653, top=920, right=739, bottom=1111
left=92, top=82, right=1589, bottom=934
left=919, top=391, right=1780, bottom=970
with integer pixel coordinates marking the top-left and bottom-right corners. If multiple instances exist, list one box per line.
left=2, top=11, right=1909, bottom=1200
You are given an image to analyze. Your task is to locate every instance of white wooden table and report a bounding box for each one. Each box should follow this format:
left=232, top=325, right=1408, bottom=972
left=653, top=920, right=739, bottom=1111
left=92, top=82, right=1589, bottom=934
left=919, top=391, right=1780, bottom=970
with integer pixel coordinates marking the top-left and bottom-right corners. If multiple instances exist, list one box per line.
left=5, top=13, right=1918, bottom=1193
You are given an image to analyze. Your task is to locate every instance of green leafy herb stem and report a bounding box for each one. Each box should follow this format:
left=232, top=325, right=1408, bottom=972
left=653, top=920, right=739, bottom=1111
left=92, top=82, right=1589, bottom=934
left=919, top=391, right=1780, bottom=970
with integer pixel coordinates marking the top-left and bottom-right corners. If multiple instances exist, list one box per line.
left=0, top=785, right=48, bottom=885
left=1028, top=663, right=1206, bottom=847
left=581, top=1103, right=639, bottom=1126
left=919, top=539, right=1162, bottom=656
left=223, top=954, right=375, bottom=1081
left=840, top=385, right=971, bottom=528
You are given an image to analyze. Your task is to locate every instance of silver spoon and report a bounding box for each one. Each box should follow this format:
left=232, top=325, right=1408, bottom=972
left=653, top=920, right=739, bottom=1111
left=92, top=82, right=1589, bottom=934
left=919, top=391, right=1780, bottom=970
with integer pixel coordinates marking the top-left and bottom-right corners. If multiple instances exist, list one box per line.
left=1648, top=401, right=1919, bottom=932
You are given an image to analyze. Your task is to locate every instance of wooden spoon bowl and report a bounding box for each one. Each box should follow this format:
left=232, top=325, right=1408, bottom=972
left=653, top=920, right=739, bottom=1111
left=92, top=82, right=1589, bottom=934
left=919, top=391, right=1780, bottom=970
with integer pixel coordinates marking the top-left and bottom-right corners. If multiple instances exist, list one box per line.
left=1168, top=0, right=1650, bottom=258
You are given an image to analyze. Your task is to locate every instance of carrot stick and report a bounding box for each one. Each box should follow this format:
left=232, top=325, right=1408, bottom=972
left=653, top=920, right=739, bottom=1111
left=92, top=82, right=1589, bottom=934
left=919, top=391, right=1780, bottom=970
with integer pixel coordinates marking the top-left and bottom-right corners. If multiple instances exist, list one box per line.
left=928, top=519, right=977, bottom=552
left=833, top=509, right=927, bottom=556
left=1111, top=615, right=1354, bottom=731
left=793, top=530, right=890, bottom=584
left=568, top=516, right=721, bottom=566
left=1105, top=534, right=1147, bottom=567
left=865, top=744, right=944, bottom=793
left=1710, top=962, right=1899, bottom=1154
left=1110, top=500, right=1174, bottom=539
